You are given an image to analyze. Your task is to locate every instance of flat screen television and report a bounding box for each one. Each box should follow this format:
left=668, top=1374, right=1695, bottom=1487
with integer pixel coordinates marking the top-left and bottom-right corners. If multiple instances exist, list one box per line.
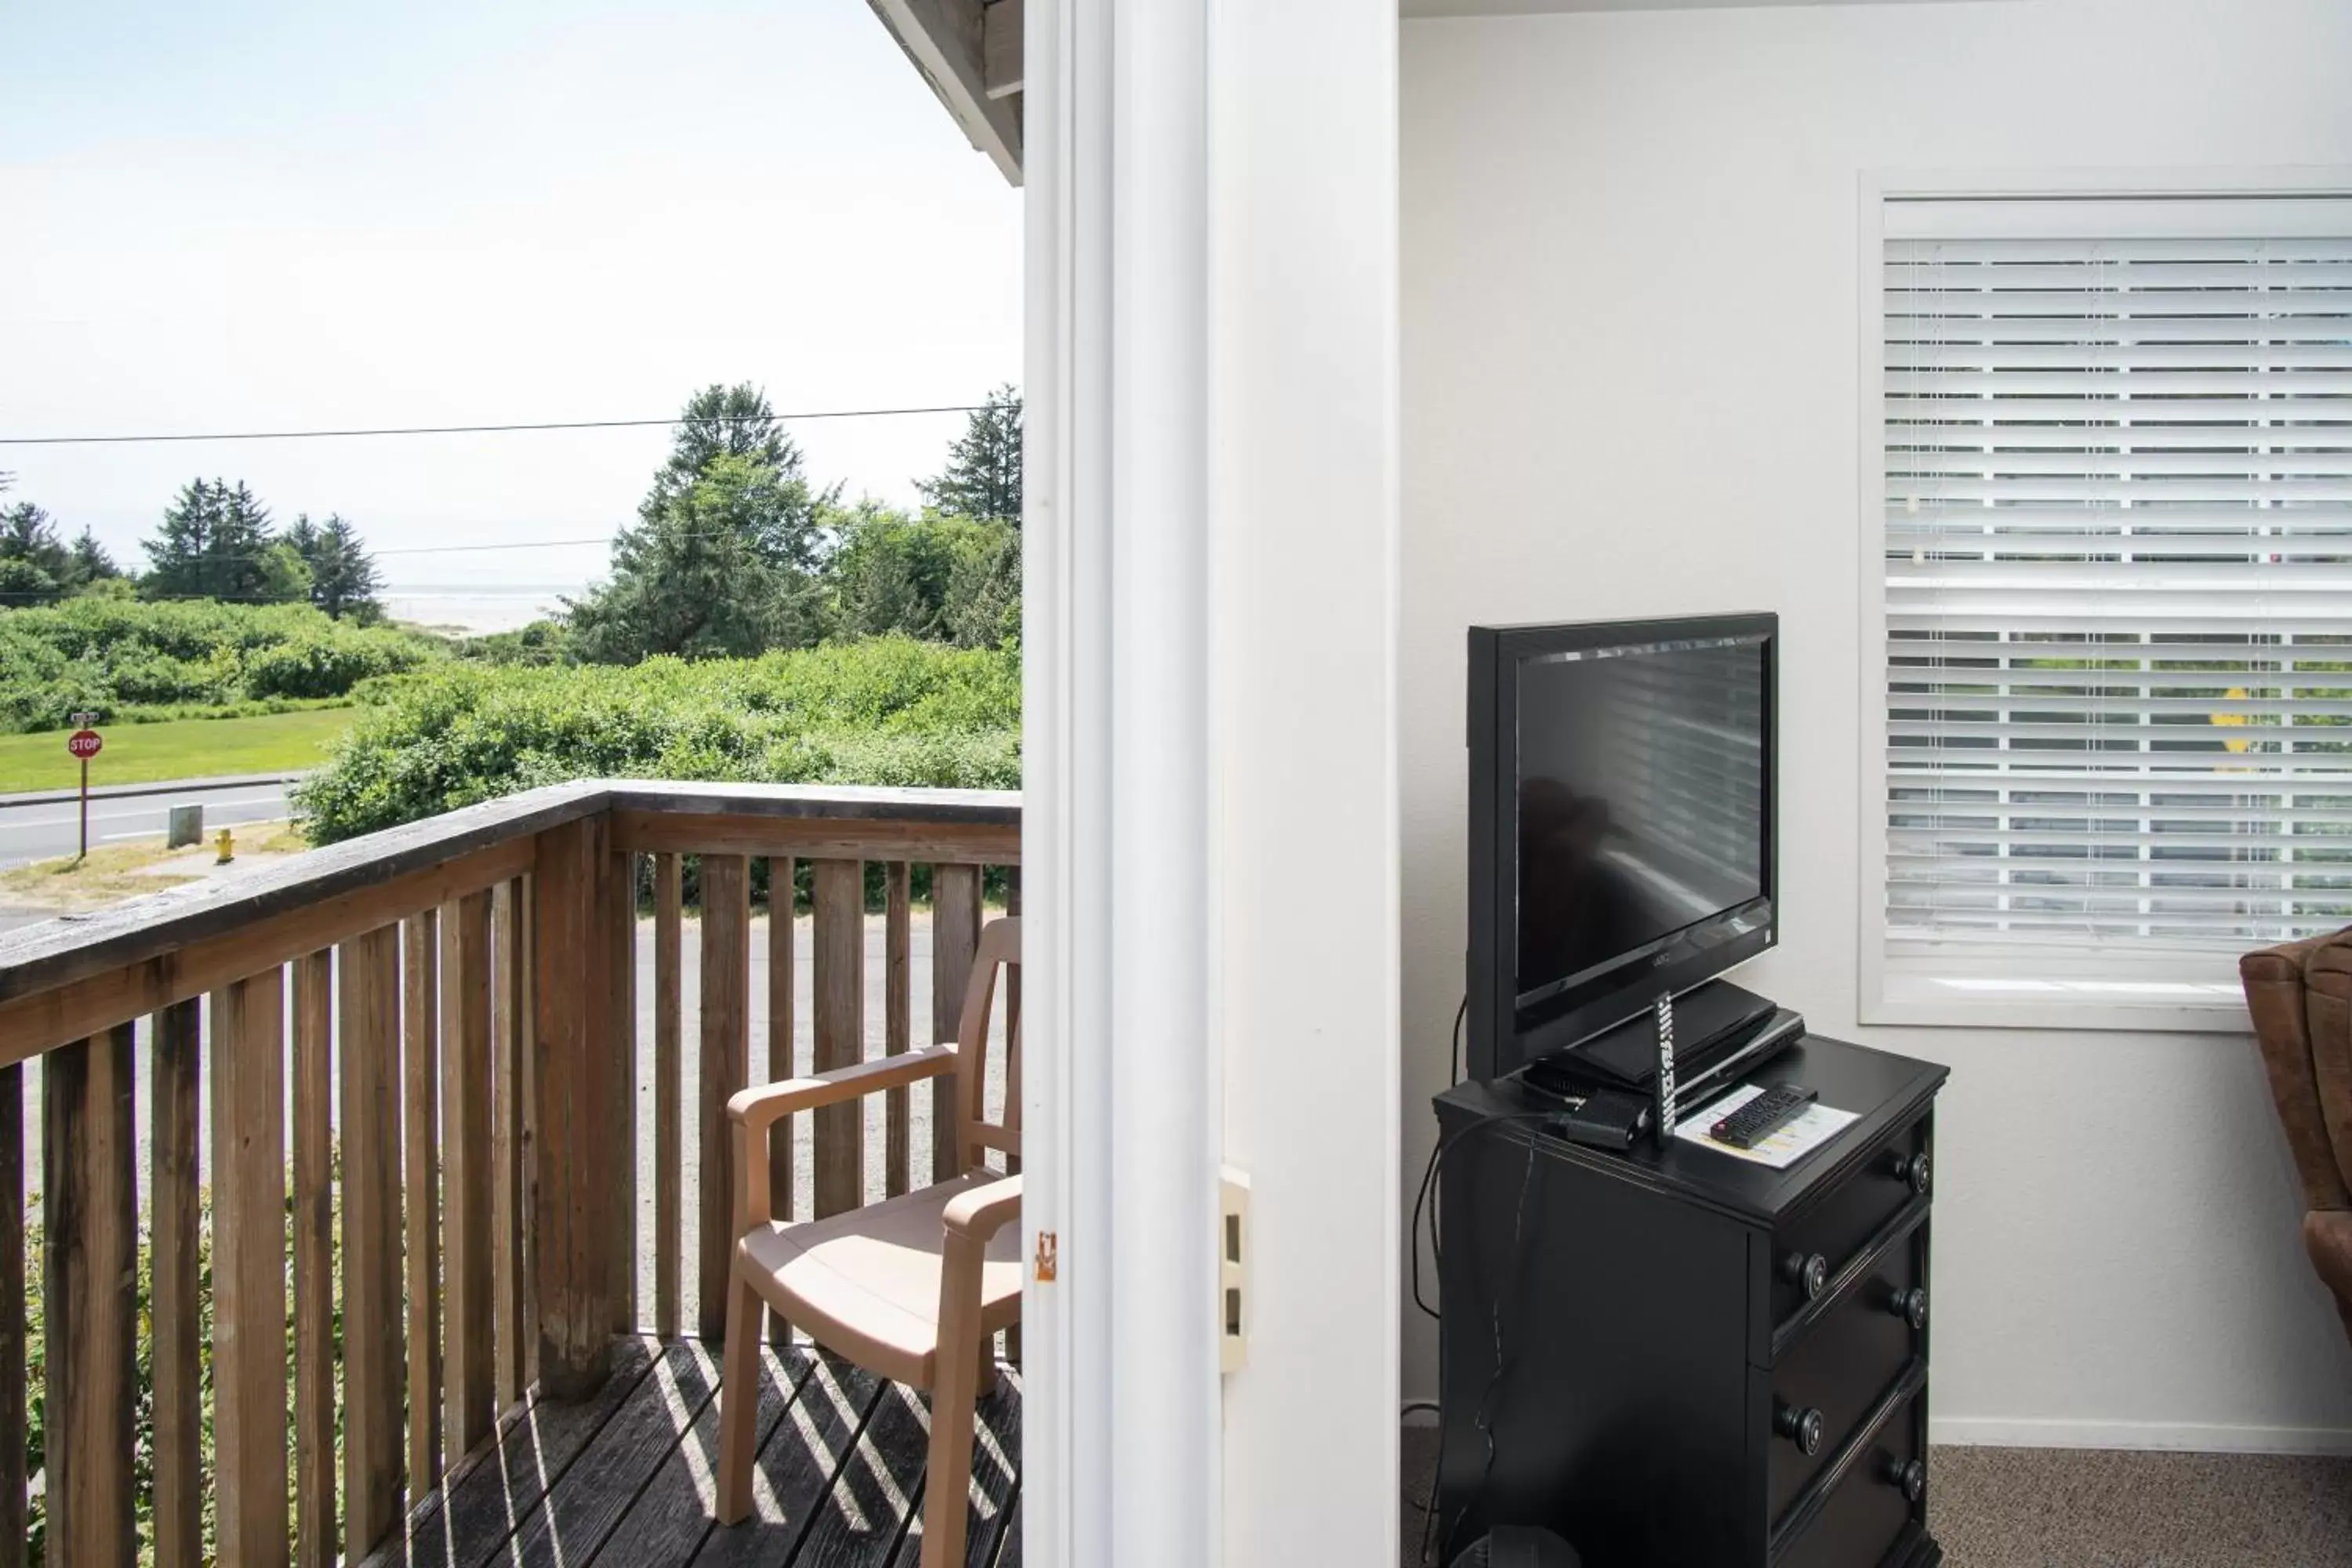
left=1466, top=613, right=1778, bottom=1083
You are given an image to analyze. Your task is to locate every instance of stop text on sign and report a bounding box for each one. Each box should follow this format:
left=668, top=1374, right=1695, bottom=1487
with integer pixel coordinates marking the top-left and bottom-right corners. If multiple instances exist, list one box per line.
left=68, top=729, right=103, bottom=760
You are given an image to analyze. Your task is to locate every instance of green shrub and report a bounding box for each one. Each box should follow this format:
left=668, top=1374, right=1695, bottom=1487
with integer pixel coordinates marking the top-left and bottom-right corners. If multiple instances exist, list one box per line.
left=451, top=618, right=576, bottom=667
left=293, top=635, right=1021, bottom=843
left=0, top=599, right=442, bottom=732
left=244, top=626, right=432, bottom=699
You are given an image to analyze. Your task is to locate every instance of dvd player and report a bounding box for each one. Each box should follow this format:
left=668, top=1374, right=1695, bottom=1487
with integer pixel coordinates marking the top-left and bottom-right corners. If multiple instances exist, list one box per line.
left=1518, top=980, right=1803, bottom=1114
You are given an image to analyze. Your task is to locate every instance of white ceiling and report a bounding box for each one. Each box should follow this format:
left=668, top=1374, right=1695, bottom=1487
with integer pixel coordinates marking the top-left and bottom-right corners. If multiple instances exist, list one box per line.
left=1401, top=0, right=1984, bottom=15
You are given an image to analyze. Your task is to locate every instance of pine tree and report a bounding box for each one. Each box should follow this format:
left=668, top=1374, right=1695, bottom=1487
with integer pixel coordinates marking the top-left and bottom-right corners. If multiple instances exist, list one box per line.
left=945, top=524, right=1021, bottom=648
left=0, top=502, right=72, bottom=585
left=649, top=384, right=806, bottom=514
left=209, top=481, right=278, bottom=598
left=65, top=526, right=122, bottom=589
left=143, top=478, right=303, bottom=601
left=143, top=479, right=224, bottom=597
left=566, top=385, right=840, bottom=662
left=826, top=503, right=953, bottom=641
left=917, top=384, right=1022, bottom=525
left=288, top=513, right=384, bottom=620
left=568, top=454, right=829, bottom=663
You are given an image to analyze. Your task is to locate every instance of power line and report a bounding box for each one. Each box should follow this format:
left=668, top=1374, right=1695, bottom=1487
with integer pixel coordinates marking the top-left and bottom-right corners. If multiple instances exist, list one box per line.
left=374, top=535, right=613, bottom=556
left=0, top=519, right=980, bottom=573
left=0, top=403, right=991, bottom=448
left=0, top=514, right=1013, bottom=594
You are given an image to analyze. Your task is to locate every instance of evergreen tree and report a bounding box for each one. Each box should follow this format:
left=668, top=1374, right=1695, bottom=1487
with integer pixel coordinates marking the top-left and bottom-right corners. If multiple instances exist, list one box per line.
left=649, top=383, right=805, bottom=513
left=142, top=478, right=220, bottom=596
left=566, top=385, right=838, bottom=662
left=568, top=454, right=829, bottom=663
left=0, top=557, right=58, bottom=604
left=944, top=523, right=1021, bottom=648
left=0, top=502, right=72, bottom=601
left=823, top=506, right=1021, bottom=648
left=287, top=512, right=384, bottom=620
left=916, top=384, right=1022, bottom=525
left=826, top=503, right=953, bottom=641
left=143, top=478, right=303, bottom=601
left=66, top=525, right=122, bottom=589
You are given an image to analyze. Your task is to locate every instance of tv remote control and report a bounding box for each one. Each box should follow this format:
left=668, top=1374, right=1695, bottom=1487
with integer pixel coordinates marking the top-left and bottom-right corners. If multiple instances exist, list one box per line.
left=1709, top=1082, right=1817, bottom=1149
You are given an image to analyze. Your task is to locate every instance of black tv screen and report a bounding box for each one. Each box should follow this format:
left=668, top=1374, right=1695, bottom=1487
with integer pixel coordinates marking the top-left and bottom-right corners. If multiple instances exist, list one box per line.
left=1467, top=613, right=1777, bottom=1083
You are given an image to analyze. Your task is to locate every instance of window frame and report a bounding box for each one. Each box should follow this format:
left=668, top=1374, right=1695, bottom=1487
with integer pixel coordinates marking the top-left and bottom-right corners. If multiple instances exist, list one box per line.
left=1855, top=167, right=2352, bottom=1031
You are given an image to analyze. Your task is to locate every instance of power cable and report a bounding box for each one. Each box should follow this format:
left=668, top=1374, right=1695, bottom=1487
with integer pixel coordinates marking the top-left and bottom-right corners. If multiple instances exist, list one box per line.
left=0, top=516, right=1015, bottom=596
left=0, top=403, right=992, bottom=447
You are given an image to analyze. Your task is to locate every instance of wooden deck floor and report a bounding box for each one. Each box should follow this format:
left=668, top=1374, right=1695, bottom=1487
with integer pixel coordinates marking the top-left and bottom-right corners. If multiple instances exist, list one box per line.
left=358, top=1338, right=1022, bottom=1568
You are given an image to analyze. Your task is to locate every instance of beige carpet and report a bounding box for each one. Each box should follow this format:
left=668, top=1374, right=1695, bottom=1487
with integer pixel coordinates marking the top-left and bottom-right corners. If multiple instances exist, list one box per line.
left=1399, top=1425, right=2352, bottom=1566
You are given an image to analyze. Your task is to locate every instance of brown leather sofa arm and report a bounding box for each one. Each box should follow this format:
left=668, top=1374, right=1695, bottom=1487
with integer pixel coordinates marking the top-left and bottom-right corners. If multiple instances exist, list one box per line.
left=2240, top=935, right=2352, bottom=1215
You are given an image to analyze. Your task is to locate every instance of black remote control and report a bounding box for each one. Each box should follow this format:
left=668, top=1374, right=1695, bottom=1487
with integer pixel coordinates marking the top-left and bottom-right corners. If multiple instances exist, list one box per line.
left=1709, top=1082, right=1817, bottom=1149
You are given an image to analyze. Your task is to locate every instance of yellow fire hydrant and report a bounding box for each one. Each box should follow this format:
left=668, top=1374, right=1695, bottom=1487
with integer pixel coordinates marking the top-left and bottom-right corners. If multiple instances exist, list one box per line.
left=216, top=827, right=234, bottom=865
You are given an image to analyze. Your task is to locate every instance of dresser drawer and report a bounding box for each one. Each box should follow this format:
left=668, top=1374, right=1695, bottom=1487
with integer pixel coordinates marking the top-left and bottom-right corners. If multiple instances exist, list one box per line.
left=1764, top=1225, right=1926, bottom=1521
left=1771, top=1371, right=1928, bottom=1568
left=1767, top=1112, right=1933, bottom=1338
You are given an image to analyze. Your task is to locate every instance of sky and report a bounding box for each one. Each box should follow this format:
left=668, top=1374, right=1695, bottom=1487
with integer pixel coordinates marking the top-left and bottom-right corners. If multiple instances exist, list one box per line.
left=0, top=0, right=1022, bottom=602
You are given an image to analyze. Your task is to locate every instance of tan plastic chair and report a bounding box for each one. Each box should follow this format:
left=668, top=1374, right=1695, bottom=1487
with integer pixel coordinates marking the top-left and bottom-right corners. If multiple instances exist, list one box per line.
left=714, top=914, right=1024, bottom=1567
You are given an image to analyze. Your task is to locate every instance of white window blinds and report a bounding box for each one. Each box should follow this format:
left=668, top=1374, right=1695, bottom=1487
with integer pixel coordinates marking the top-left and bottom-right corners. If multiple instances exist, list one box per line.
left=1881, top=194, right=2352, bottom=975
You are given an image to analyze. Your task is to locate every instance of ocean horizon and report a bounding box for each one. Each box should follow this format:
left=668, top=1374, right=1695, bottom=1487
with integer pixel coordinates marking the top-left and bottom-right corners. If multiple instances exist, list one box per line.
left=381, top=583, right=580, bottom=635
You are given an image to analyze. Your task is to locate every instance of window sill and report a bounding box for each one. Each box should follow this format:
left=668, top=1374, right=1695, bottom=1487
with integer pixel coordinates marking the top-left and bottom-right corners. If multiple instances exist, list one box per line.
left=1865, top=970, right=2252, bottom=1033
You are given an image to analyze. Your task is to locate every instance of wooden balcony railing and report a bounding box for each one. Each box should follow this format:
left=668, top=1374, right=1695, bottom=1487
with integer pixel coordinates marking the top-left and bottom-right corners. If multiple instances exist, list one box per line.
left=0, top=780, right=1021, bottom=1567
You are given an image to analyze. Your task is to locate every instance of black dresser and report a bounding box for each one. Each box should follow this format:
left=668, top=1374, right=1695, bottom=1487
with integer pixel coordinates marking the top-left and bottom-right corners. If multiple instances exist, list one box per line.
left=1432, top=1033, right=1947, bottom=1568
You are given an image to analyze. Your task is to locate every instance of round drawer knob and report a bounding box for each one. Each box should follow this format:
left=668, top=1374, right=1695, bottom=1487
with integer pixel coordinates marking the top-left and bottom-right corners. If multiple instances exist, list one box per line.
left=1780, top=1250, right=1829, bottom=1301
left=1882, top=1457, right=1926, bottom=1504
left=1775, top=1404, right=1825, bottom=1456
left=1888, top=1287, right=1929, bottom=1331
left=1891, top=1150, right=1933, bottom=1196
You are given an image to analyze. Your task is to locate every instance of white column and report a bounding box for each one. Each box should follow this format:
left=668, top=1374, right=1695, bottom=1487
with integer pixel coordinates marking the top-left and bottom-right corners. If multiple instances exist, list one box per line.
left=1023, top=2, right=1218, bottom=1566
left=1023, top=2, right=1400, bottom=1563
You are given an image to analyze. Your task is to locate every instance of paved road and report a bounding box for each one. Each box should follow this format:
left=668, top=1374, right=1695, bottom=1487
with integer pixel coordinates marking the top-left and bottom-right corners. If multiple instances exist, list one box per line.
left=0, top=777, right=292, bottom=868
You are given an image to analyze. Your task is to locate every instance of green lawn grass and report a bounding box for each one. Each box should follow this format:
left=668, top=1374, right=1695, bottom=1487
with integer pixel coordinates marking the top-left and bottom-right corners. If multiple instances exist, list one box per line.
left=0, top=707, right=355, bottom=793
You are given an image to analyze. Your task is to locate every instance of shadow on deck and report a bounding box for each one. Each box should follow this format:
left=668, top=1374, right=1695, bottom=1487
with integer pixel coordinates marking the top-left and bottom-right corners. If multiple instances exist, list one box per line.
left=360, top=1338, right=1022, bottom=1568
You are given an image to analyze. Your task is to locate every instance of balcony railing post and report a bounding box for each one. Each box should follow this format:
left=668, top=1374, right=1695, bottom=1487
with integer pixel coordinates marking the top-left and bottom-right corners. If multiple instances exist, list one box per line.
left=292, top=949, right=339, bottom=1568
left=608, top=848, right=640, bottom=1334
left=212, top=971, right=290, bottom=1568
left=445, top=887, right=498, bottom=1457
left=931, top=864, right=984, bottom=1185
left=339, top=924, right=405, bottom=1554
left=401, top=910, right=444, bottom=1490
left=492, top=876, right=533, bottom=1403
left=42, top=1022, right=136, bottom=1566
left=697, top=853, right=751, bottom=1340
left=533, top=815, right=619, bottom=1397
left=151, top=998, right=203, bottom=1568
left=0, top=1063, right=22, bottom=1566
left=811, top=858, right=867, bottom=1218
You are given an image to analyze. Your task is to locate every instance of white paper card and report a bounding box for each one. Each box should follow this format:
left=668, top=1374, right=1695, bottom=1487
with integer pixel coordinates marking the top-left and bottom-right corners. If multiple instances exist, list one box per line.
left=1675, top=1082, right=1859, bottom=1170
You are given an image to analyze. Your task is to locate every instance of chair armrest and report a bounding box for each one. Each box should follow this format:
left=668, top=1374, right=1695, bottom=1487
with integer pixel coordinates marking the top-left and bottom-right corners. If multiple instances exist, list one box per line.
left=942, top=1174, right=1022, bottom=1243
left=727, top=1044, right=958, bottom=1134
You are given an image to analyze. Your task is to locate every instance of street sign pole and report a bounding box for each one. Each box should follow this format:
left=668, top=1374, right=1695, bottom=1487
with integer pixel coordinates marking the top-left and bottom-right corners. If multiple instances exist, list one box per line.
left=67, top=713, right=102, bottom=864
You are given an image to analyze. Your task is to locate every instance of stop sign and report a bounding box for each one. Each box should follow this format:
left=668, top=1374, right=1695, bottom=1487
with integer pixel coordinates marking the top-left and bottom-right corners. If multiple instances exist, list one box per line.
left=67, top=728, right=103, bottom=760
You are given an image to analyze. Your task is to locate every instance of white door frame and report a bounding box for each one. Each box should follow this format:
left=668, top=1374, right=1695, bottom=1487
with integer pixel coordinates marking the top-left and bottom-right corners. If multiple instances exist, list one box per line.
left=1021, top=2, right=1221, bottom=1565
left=1021, top=3, right=1402, bottom=1564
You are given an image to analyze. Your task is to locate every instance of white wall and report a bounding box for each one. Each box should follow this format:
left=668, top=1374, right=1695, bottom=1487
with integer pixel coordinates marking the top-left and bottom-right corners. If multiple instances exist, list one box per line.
left=1400, top=0, right=2352, bottom=1450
